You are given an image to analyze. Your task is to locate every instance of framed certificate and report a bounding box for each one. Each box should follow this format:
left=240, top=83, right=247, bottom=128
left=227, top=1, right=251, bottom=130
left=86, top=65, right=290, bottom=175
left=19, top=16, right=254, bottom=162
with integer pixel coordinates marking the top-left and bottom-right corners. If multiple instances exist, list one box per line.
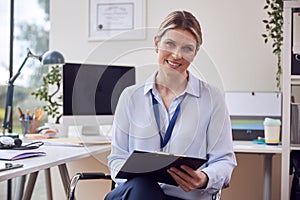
left=89, top=0, right=146, bottom=41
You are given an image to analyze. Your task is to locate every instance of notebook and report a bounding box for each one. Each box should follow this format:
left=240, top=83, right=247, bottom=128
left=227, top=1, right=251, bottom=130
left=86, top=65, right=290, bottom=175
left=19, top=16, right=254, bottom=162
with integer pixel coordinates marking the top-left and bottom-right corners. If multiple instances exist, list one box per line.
left=0, top=150, right=46, bottom=161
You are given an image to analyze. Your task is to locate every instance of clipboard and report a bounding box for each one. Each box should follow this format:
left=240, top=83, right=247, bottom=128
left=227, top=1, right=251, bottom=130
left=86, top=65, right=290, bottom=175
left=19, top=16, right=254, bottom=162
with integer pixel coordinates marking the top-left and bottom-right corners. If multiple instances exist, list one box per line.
left=116, top=150, right=207, bottom=186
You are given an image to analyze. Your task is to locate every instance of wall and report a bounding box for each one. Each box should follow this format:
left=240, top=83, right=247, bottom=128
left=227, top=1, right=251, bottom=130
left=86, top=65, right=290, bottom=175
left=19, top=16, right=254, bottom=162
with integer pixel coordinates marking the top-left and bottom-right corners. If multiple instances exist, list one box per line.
left=50, top=0, right=278, bottom=92
left=50, top=0, right=281, bottom=200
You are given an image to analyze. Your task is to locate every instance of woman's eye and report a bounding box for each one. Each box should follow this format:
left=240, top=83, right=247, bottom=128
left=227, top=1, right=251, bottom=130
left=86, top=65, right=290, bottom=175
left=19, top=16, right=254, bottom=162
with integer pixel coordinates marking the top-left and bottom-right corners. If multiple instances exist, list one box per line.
left=165, top=41, right=175, bottom=48
left=182, top=46, right=194, bottom=53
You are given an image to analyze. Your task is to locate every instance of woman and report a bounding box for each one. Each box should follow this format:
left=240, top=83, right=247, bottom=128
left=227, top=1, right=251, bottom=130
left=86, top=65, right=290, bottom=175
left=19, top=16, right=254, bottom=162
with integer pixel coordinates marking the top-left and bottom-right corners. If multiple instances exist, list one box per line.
left=105, top=10, right=236, bottom=200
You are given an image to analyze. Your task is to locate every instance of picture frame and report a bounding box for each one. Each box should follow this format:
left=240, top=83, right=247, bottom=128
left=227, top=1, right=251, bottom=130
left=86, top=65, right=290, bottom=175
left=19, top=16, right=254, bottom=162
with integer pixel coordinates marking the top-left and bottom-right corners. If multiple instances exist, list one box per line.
left=89, top=0, right=146, bottom=41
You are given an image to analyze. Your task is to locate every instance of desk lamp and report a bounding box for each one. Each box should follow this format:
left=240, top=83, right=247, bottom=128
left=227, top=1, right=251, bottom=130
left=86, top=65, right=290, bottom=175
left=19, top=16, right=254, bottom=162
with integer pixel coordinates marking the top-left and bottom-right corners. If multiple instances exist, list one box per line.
left=2, top=48, right=65, bottom=137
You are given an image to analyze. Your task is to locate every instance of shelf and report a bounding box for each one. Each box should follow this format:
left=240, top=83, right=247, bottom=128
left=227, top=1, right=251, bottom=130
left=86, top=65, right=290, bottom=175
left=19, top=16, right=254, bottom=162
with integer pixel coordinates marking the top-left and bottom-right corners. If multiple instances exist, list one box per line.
left=233, top=141, right=282, bottom=154
left=291, top=75, right=300, bottom=85
left=282, top=2, right=300, bottom=200
left=290, top=144, right=300, bottom=151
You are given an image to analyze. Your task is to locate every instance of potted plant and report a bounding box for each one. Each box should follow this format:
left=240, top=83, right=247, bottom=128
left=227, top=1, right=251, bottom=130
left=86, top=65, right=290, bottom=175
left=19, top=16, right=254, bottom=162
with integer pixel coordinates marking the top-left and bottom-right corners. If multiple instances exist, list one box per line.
left=262, top=0, right=284, bottom=91
left=31, top=65, right=62, bottom=124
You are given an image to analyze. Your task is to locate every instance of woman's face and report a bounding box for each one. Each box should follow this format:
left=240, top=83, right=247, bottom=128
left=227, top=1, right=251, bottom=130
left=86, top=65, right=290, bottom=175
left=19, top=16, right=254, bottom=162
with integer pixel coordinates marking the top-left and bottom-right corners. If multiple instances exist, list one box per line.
left=155, top=28, right=198, bottom=75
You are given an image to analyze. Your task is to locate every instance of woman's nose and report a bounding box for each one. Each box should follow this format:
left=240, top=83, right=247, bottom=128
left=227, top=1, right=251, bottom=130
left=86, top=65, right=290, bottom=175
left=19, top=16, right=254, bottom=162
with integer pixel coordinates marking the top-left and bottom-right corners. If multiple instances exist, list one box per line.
left=171, top=48, right=183, bottom=59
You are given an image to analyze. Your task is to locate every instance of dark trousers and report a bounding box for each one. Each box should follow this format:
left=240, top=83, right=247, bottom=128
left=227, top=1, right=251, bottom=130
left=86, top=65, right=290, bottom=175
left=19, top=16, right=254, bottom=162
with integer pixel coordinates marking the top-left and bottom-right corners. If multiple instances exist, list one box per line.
left=104, top=176, right=183, bottom=200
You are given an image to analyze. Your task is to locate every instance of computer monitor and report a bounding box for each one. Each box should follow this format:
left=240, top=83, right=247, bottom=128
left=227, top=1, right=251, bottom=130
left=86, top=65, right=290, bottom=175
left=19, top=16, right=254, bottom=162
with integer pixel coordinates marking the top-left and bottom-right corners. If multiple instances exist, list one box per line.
left=62, top=62, right=135, bottom=136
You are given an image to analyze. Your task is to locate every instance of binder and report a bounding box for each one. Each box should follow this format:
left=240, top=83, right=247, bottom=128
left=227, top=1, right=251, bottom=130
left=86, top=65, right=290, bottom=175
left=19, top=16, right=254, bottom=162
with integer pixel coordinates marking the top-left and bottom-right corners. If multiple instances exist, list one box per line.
left=293, top=11, right=300, bottom=54
left=292, top=10, right=300, bottom=75
left=291, top=103, right=300, bottom=145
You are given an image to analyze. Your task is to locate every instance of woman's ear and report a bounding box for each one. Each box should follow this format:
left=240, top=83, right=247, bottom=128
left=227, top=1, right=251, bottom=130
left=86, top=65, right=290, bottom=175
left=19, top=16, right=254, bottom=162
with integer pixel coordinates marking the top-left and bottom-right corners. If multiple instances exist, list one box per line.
left=154, top=36, right=159, bottom=53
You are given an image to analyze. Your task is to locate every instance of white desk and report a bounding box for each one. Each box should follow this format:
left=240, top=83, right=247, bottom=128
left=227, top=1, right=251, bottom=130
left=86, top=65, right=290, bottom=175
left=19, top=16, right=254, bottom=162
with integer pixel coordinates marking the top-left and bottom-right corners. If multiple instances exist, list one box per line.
left=233, top=141, right=282, bottom=200
left=0, top=141, right=281, bottom=200
left=0, top=144, right=110, bottom=200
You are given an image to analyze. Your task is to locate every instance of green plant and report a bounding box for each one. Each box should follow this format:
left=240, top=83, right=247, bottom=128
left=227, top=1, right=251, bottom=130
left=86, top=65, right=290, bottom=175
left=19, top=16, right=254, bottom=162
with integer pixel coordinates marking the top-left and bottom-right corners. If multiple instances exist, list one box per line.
left=31, top=65, right=62, bottom=124
left=262, top=0, right=284, bottom=91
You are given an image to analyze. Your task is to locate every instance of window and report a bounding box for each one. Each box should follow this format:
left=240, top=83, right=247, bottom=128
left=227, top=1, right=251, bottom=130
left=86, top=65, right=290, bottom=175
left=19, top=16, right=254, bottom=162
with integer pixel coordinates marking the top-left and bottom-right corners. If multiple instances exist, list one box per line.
left=0, top=0, right=50, bottom=134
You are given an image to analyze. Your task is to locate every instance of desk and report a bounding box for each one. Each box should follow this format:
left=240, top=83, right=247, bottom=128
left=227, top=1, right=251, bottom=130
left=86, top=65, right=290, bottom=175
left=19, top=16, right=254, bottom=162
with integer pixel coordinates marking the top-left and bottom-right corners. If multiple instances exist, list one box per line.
left=0, top=144, right=110, bottom=200
left=233, top=141, right=282, bottom=200
left=0, top=141, right=281, bottom=199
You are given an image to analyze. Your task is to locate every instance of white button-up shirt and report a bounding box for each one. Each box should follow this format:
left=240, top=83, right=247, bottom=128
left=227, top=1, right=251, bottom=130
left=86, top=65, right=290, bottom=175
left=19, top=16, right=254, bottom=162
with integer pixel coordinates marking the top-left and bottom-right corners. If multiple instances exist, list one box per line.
left=108, top=72, right=237, bottom=200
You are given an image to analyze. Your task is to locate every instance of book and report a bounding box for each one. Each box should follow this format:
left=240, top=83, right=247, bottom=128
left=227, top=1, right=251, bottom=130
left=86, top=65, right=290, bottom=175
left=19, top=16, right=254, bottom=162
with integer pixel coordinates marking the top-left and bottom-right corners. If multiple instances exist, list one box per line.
left=0, top=150, right=46, bottom=161
left=116, top=150, right=207, bottom=186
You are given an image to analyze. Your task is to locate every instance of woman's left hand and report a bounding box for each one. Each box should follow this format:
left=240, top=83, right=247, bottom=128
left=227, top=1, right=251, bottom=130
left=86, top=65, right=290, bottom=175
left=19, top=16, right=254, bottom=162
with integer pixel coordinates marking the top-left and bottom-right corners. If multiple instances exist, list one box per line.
left=167, top=165, right=208, bottom=192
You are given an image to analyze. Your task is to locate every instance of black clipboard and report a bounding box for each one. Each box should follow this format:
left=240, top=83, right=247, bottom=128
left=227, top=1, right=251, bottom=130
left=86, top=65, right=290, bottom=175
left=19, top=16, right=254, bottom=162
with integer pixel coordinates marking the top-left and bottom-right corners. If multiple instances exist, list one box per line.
left=116, top=150, right=207, bottom=186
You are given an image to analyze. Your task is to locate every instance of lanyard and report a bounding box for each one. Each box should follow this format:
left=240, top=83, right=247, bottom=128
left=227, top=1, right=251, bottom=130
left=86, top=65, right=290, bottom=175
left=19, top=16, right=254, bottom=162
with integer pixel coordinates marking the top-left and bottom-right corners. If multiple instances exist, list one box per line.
left=151, top=92, right=182, bottom=148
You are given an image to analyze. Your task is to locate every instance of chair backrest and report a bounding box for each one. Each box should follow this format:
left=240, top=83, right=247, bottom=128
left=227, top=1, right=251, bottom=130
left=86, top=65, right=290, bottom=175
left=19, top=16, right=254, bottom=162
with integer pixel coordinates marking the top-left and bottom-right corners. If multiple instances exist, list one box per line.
left=67, top=172, right=113, bottom=200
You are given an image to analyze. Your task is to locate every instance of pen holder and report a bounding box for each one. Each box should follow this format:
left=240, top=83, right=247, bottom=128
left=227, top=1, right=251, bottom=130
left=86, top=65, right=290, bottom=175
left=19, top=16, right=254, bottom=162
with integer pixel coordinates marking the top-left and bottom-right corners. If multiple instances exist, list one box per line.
left=20, top=120, right=32, bottom=135
left=20, top=120, right=39, bottom=135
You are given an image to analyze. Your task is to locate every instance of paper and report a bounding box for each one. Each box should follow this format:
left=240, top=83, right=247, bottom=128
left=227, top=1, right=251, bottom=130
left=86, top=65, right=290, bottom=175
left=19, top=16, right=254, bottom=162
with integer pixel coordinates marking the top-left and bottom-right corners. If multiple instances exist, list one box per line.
left=37, top=137, right=111, bottom=147
left=0, top=150, right=46, bottom=161
left=116, top=150, right=207, bottom=186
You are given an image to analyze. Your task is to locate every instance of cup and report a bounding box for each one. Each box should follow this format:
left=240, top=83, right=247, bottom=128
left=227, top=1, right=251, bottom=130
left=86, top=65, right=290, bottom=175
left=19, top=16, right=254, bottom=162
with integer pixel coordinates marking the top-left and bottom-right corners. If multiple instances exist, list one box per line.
left=264, top=118, right=281, bottom=145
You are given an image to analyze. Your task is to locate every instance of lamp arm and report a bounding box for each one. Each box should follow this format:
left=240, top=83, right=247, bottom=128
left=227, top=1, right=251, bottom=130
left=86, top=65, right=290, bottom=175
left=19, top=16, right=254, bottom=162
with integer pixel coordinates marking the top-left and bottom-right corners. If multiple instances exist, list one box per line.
left=9, top=56, right=29, bottom=84
left=9, top=49, right=40, bottom=84
left=2, top=84, right=14, bottom=134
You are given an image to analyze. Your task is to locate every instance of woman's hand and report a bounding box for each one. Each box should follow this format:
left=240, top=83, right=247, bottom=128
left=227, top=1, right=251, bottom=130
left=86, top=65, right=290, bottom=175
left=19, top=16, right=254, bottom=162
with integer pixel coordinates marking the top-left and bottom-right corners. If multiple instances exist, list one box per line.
left=167, top=165, right=208, bottom=192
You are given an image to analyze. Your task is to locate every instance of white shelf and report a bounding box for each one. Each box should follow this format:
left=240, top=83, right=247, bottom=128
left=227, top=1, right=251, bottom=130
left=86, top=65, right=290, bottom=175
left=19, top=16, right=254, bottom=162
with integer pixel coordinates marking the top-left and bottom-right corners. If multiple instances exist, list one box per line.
left=290, top=144, right=300, bottom=150
left=282, top=1, right=300, bottom=200
left=291, top=75, right=300, bottom=85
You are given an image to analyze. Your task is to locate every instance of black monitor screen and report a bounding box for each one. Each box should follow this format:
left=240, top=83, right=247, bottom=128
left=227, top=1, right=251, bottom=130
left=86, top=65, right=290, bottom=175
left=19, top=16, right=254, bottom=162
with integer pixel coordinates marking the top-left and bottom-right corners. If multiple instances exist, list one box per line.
left=63, top=63, right=135, bottom=115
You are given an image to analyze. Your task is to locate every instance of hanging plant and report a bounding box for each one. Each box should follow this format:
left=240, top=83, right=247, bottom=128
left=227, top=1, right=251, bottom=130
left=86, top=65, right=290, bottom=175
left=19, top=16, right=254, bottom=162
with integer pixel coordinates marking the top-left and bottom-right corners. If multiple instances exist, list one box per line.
left=262, top=0, right=284, bottom=91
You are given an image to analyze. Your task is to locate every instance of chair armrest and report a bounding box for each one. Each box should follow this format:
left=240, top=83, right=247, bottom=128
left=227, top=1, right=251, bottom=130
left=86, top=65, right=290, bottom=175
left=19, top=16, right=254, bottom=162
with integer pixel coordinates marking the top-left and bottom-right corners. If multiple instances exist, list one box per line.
left=67, top=172, right=112, bottom=200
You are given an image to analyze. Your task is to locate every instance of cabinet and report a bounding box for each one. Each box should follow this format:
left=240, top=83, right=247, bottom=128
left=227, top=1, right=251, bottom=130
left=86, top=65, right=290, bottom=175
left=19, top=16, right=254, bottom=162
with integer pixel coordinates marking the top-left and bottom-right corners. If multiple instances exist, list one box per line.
left=282, top=1, right=300, bottom=200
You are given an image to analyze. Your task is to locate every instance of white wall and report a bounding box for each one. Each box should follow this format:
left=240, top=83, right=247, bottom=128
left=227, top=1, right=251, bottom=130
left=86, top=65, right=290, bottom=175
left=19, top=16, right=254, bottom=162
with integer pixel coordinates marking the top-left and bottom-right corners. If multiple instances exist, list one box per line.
left=50, top=0, right=278, bottom=92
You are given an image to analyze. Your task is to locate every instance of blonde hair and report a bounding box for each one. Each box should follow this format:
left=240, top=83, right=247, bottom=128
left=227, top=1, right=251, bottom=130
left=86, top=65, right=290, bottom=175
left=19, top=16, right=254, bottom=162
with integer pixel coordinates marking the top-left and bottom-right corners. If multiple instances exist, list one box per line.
left=156, top=10, right=203, bottom=51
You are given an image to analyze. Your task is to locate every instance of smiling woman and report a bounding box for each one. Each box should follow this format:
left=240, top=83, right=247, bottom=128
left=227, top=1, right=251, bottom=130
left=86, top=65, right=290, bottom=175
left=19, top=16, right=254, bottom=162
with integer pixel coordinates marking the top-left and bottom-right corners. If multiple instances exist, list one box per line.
left=105, top=10, right=236, bottom=200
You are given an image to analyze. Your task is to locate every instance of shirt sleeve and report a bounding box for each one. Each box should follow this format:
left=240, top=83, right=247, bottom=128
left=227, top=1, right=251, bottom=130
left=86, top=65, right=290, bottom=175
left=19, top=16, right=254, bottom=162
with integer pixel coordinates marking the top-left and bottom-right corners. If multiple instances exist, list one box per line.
left=200, top=86, right=237, bottom=194
left=107, top=88, right=131, bottom=184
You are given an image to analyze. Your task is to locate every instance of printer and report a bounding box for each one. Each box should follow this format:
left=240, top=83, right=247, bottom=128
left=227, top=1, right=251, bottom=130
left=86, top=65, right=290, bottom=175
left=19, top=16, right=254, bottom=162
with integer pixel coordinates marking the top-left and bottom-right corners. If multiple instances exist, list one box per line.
left=225, top=92, right=282, bottom=141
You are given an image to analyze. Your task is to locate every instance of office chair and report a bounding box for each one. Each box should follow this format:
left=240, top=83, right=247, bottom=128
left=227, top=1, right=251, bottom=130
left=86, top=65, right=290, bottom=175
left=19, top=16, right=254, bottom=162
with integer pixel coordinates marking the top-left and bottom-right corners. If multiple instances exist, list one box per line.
left=67, top=172, right=226, bottom=200
left=68, top=172, right=114, bottom=200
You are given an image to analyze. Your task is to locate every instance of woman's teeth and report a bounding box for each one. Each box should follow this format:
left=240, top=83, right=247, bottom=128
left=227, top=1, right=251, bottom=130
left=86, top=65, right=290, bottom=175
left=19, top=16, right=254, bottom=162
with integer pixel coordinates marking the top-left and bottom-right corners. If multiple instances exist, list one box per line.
left=167, top=60, right=181, bottom=67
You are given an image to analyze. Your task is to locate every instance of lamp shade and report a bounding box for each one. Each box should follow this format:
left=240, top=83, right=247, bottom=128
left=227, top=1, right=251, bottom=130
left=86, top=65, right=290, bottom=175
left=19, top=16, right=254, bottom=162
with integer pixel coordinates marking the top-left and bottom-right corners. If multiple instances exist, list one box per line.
left=41, top=50, right=65, bottom=66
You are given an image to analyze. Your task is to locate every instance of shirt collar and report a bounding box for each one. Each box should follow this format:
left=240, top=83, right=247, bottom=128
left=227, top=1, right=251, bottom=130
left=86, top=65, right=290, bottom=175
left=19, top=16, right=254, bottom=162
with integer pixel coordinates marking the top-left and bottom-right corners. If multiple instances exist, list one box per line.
left=143, top=71, right=201, bottom=98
